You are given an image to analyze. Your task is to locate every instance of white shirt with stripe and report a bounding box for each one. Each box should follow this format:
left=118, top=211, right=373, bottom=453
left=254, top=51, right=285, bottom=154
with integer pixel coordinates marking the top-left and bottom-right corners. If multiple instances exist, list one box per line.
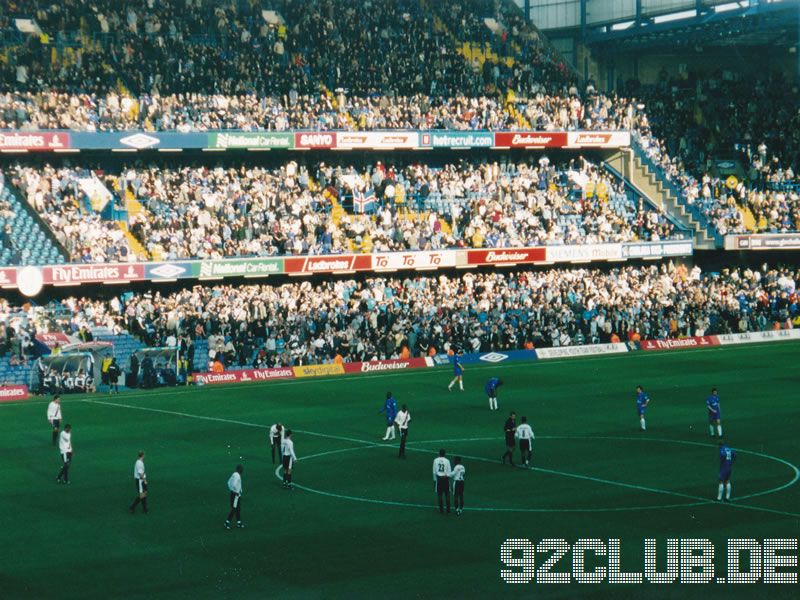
left=452, top=464, right=465, bottom=482
left=59, top=430, right=72, bottom=454
left=227, top=471, right=242, bottom=495
left=282, top=438, right=297, bottom=461
left=47, top=401, right=61, bottom=422
left=515, top=424, right=535, bottom=441
left=395, top=410, right=411, bottom=430
left=269, top=424, right=285, bottom=445
left=134, top=458, right=146, bottom=481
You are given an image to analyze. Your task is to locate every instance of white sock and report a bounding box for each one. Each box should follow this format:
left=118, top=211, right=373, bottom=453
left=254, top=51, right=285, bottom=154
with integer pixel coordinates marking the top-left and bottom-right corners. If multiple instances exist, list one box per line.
left=725, top=482, right=731, bottom=500
left=717, top=483, right=724, bottom=500
left=448, top=380, right=454, bottom=390
left=459, top=381, right=463, bottom=391
left=717, top=425, right=723, bottom=437
left=385, top=426, right=393, bottom=439
left=491, top=398, right=497, bottom=410
left=640, top=417, right=646, bottom=430
left=489, top=398, right=493, bottom=410
left=709, top=424, right=715, bottom=436
left=390, top=427, right=396, bottom=439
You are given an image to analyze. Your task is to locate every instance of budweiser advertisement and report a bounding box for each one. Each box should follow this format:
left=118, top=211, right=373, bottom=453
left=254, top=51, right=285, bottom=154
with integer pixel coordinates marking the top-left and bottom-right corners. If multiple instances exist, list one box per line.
left=566, top=131, right=631, bottom=148
left=465, top=248, right=546, bottom=266
left=639, top=336, right=720, bottom=352
left=342, top=358, right=428, bottom=374
left=44, top=263, right=145, bottom=284
left=0, top=385, right=29, bottom=402
left=294, top=132, right=337, bottom=149
left=493, top=132, right=568, bottom=148
left=335, top=132, right=419, bottom=149
left=284, top=254, right=372, bottom=274
left=372, top=250, right=457, bottom=270
left=194, top=368, right=295, bottom=385
left=0, top=132, right=71, bottom=151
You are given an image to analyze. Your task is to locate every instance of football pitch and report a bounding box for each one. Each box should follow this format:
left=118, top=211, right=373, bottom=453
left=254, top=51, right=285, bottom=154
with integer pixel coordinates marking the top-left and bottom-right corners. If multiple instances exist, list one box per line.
left=2, top=342, right=799, bottom=599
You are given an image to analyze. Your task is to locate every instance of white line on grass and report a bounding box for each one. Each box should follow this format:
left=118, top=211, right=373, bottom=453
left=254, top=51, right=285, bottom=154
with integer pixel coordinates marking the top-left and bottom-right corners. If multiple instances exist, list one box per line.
left=81, top=398, right=800, bottom=519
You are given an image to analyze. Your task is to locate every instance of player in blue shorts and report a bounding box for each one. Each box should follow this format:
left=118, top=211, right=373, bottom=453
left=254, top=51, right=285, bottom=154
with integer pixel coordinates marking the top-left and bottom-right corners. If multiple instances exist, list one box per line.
left=448, top=354, right=464, bottom=392
left=379, top=391, right=398, bottom=440
left=636, top=385, right=649, bottom=431
left=706, top=387, right=722, bottom=438
left=485, top=377, right=503, bottom=411
left=717, top=442, right=736, bottom=502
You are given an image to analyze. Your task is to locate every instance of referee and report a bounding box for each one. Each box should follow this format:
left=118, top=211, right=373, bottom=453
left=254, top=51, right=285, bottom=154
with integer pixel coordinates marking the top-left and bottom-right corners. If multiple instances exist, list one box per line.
left=269, top=423, right=284, bottom=464
left=56, top=424, right=72, bottom=484
left=129, top=451, right=149, bottom=514
left=502, top=412, right=516, bottom=465
left=224, top=464, right=244, bottom=529
left=432, top=449, right=452, bottom=515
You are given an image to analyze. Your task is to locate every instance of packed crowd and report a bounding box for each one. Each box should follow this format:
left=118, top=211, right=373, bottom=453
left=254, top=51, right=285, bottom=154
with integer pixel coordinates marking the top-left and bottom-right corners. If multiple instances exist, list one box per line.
left=7, top=164, right=136, bottom=263
left=82, top=156, right=677, bottom=261
left=2, top=264, right=796, bottom=369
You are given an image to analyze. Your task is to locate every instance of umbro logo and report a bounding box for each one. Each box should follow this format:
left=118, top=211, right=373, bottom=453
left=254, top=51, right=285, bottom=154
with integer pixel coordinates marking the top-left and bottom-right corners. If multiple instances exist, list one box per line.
left=120, top=133, right=160, bottom=149
left=149, top=264, right=186, bottom=278
left=479, top=352, right=508, bottom=363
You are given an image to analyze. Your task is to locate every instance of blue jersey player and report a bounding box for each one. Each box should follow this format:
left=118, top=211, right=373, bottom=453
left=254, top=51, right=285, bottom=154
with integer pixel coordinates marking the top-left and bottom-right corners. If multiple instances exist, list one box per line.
left=636, top=385, right=650, bottom=431
left=717, top=442, right=736, bottom=502
left=448, top=354, right=464, bottom=392
left=379, top=392, right=398, bottom=440
left=706, top=388, right=722, bottom=438
left=485, top=377, right=503, bottom=411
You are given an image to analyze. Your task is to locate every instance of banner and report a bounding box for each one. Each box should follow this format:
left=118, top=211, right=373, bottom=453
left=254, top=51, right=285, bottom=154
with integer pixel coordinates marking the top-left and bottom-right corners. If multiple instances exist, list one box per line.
left=194, top=367, right=294, bottom=385
left=372, top=250, right=457, bottom=270
left=715, top=330, right=800, bottom=345
left=0, top=267, right=16, bottom=286
left=343, top=358, right=428, bottom=374
left=421, top=131, right=493, bottom=148
left=44, top=263, right=145, bottom=284
left=335, top=132, right=419, bottom=149
left=209, top=132, right=293, bottom=149
left=294, top=132, right=337, bottom=149
left=144, top=262, right=200, bottom=280
left=546, top=243, right=623, bottom=262
left=70, top=131, right=208, bottom=150
left=465, top=248, right=546, bottom=266
left=284, top=254, right=372, bottom=274
left=726, top=234, right=800, bottom=251
left=437, top=350, right=538, bottom=366
left=567, top=131, right=631, bottom=148
left=493, top=132, right=568, bottom=148
left=0, top=132, right=70, bottom=151
left=198, top=258, right=283, bottom=278
left=535, top=343, right=629, bottom=360
left=292, top=363, right=345, bottom=378
left=622, top=240, right=693, bottom=259
left=0, top=385, right=28, bottom=402
left=640, top=336, right=720, bottom=351
left=36, top=332, right=73, bottom=348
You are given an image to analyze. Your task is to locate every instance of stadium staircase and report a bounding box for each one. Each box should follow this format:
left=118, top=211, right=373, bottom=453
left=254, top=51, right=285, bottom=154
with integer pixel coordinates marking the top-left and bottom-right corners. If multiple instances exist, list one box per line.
left=740, top=205, right=757, bottom=232
left=120, top=190, right=151, bottom=259
left=0, top=184, right=69, bottom=266
left=607, top=144, right=721, bottom=249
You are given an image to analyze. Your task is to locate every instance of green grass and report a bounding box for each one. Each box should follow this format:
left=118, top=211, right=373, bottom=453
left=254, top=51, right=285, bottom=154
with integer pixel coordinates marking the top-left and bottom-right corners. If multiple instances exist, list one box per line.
left=1, top=342, right=799, bottom=599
